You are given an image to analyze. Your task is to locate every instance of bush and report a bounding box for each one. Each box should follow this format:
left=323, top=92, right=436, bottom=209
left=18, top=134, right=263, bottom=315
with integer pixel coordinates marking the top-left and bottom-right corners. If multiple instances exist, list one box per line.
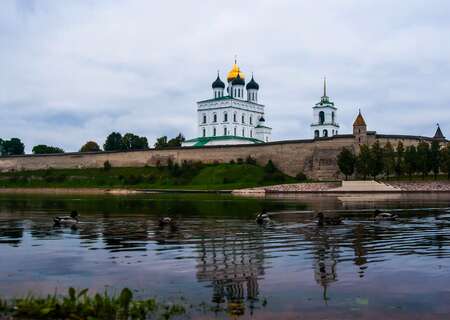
left=263, top=160, right=285, bottom=182
left=264, top=160, right=277, bottom=174
left=124, top=175, right=143, bottom=185
left=103, top=161, right=112, bottom=171
left=236, top=158, right=244, bottom=164
left=245, top=156, right=257, bottom=165
left=296, top=172, right=307, bottom=181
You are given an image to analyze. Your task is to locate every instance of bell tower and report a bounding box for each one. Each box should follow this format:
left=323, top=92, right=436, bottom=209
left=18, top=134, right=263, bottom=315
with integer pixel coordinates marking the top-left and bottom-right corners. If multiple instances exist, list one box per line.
left=311, top=78, right=339, bottom=138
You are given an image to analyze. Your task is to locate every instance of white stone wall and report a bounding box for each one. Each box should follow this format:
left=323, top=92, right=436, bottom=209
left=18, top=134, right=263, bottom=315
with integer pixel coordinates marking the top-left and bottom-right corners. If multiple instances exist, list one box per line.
left=255, top=126, right=272, bottom=142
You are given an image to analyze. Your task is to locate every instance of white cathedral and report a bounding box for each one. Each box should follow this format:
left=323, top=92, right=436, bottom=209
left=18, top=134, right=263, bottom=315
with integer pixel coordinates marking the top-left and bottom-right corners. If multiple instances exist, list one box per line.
left=182, top=61, right=339, bottom=147
left=182, top=61, right=272, bottom=147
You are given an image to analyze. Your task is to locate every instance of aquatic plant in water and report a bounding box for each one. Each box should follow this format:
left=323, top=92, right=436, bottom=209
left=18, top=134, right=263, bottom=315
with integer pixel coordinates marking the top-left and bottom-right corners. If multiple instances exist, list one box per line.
left=0, top=287, right=186, bottom=319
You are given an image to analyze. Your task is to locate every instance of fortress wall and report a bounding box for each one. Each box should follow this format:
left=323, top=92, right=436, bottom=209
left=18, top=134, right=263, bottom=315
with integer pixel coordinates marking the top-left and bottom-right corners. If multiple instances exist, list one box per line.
left=0, top=134, right=438, bottom=180
left=375, top=135, right=434, bottom=147
left=0, top=137, right=355, bottom=179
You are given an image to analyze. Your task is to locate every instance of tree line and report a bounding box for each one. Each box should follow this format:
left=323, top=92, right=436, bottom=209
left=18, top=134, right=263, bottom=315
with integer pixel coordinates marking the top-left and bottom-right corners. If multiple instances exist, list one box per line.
left=337, top=140, right=450, bottom=180
left=0, top=133, right=185, bottom=156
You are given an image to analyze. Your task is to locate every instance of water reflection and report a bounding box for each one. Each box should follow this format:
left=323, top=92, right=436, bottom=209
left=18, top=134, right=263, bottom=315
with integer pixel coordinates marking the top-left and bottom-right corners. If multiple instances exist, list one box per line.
left=196, top=226, right=265, bottom=315
left=0, top=193, right=450, bottom=318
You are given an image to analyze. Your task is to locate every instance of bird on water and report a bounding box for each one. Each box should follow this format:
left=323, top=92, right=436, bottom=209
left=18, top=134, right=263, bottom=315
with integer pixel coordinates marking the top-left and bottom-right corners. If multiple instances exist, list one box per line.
left=374, top=209, right=397, bottom=220
left=256, top=209, right=272, bottom=225
left=53, top=210, right=79, bottom=227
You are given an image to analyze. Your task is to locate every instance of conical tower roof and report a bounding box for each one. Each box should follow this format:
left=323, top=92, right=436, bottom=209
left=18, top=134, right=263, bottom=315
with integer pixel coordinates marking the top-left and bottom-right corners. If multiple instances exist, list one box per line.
left=433, top=124, right=445, bottom=140
left=353, top=110, right=366, bottom=126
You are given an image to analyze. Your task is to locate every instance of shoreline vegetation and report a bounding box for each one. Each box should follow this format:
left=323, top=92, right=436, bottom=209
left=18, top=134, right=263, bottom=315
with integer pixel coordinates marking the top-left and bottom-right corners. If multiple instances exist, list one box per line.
left=0, top=288, right=186, bottom=320
left=0, top=287, right=268, bottom=319
left=0, top=161, right=299, bottom=192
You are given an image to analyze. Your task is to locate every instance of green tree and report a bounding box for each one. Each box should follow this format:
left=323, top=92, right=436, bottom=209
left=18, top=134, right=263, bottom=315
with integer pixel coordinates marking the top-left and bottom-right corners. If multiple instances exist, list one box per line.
left=404, top=145, right=417, bottom=179
left=2, top=138, right=25, bottom=156
left=394, top=141, right=405, bottom=177
left=104, top=132, right=125, bottom=151
left=80, top=141, right=101, bottom=153
left=337, top=147, right=356, bottom=180
left=32, top=145, right=64, bottom=154
left=430, top=140, right=441, bottom=179
left=154, top=136, right=168, bottom=149
left=167, top=133, right=185, bottom=148
left=123, top=133, right=149, bottom=150
left=440, top=143, right=450, bottom=179
left=383, top=142, right=395, bottom=179
left=0, top=139, right=4, bottom=156
left=369, top=140, right=384, bottom=179
left=356, top=144, right=371, bottom=180
left=154, top=133, right=185, bottom=149
left=416, top=141, right=431, bottom=179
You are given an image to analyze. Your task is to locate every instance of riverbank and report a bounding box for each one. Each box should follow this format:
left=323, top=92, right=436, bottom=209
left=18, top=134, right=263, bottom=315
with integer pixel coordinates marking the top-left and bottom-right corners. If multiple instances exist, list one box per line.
left=0, top=163, right=296, bottom=191
left=1, top=180, right=450, bottom=195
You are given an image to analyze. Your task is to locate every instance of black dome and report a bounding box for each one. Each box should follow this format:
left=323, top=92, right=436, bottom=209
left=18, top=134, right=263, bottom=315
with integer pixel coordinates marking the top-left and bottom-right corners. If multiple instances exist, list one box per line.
left=212, top=75, right=225, bottom=89
left=231, top=73, right=245, bottom=86
left=246, top=76, right=259, bottom=90
left=259, top=116, right=265, bottom=122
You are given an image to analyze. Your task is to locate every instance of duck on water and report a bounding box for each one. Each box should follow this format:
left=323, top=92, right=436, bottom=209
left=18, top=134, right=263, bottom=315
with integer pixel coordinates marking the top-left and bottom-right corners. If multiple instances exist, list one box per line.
left=256, top=210, right=272, bottom=225
left=53, top=211, right=79, bottom=227
left=374, top=209, right=397, bottom=220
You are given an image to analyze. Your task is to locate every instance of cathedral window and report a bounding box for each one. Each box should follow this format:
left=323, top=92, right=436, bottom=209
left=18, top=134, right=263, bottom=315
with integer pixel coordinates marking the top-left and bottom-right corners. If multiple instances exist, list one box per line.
left=250, top=130, right=253, bottom=137
left=202, top=128, right=206, bottom=137
left=323, top=129, right=328, bottom=137
left=213, top=113, right=217, bottom=123
left=224, top=112, right=228, bottom=122
left=213, top=127, right=216, bottom=136
left=234, top=127, right=237, bottom=136
left=314, top=130, right=319, bottom=138
left=202, top=114, right=207, bottom=124
left=233, top=113, right=237, bottom=122
left=224, top=127, right=227, bottom=136
left=332, top=112, right=335, bottom=123
left=242, top=128, right=245, bottom=137
left=242, top=114, right=245, bottom=124
left=250, top=116, right=253, bottom=125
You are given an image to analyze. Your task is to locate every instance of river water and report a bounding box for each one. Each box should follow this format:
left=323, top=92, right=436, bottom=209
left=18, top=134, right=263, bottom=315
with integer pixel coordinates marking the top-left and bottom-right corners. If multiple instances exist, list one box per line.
left=1, top=193, right=450, bottom=319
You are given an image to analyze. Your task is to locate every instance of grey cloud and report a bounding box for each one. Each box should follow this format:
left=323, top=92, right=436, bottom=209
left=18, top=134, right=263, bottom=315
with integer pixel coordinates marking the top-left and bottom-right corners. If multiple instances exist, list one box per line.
left=0, top=0, right=449, bottom=152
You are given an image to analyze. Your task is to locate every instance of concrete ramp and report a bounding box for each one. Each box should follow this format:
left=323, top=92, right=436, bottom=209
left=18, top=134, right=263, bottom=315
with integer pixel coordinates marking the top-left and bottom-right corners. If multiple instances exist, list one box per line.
left=330, top=180, right=401, bottom=192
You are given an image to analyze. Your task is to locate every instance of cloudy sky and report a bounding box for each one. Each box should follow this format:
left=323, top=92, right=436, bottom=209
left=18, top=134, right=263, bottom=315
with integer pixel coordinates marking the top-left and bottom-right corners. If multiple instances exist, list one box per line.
left=1, top=0, right=450, bottom=152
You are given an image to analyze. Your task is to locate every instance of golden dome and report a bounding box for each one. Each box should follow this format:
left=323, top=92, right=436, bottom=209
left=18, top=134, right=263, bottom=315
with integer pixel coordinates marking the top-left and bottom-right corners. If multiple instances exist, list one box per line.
left=227, top=62, right=245, bottom=82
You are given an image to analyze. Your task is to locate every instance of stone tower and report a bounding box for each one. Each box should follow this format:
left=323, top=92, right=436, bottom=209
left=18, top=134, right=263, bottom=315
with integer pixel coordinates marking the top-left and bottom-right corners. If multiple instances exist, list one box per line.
left=353, top=110, right=367, bottom=144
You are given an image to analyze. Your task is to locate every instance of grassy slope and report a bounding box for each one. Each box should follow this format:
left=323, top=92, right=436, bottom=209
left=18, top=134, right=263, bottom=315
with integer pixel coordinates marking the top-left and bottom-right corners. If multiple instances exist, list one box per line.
left=0, top=163, right=297, bottom=190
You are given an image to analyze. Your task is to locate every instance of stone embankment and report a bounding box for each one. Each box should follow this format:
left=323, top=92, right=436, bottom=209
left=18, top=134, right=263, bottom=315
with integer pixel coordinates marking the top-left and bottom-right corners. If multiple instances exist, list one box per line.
left=386, top=181, right=450, bottom=192
left=232, top=182, right=339, bottom=195
left=233, top=180, right=450, bottom=195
